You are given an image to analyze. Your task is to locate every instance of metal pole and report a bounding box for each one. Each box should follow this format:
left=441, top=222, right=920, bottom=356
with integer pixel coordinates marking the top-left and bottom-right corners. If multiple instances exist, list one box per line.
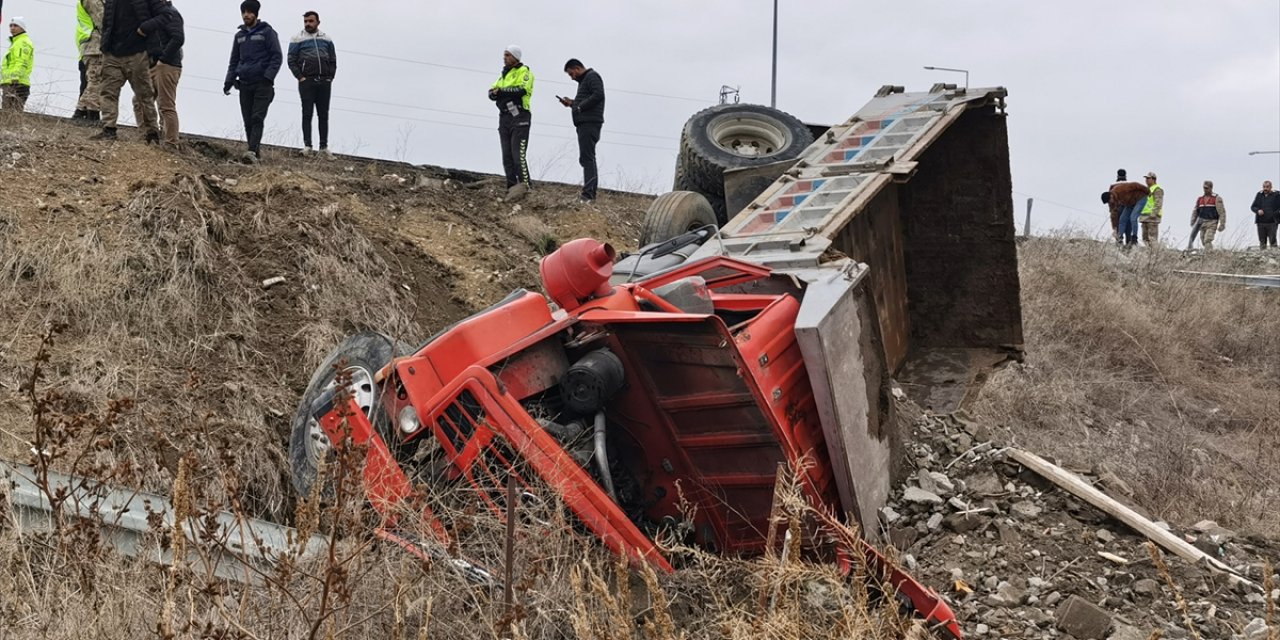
left=1248, top=151, right=1280, bottom=156
left=503, top=474, right=517, bottom=619
left=770, top=0, right=778, bottom=108
left=1024, top=198, right=1034, bottom=238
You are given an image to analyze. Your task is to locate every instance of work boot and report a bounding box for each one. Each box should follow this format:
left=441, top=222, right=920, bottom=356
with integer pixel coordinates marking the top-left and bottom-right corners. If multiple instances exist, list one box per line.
left=89, top=111, right=101, bottom=122
left=90, top=127, right=118, bottom=141
left=505, top=182, right=529, bottom=203
left=71, top=108, right=87, bottom=120
left=145, top=131, right=161, bottom=145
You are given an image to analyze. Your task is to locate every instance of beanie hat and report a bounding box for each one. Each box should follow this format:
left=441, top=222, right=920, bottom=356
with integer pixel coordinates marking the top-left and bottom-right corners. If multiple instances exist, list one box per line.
left=1116, top=169, right=1126, bottom=181
left=505, top=45, right=523, bottom=61
left=9, top=17, right=26, bottom=32
left=240, top=1, right=261, bottom=15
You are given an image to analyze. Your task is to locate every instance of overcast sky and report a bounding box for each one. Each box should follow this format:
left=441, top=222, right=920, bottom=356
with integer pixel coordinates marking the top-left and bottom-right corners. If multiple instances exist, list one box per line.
left=6, top=0, right=1280, bottom=245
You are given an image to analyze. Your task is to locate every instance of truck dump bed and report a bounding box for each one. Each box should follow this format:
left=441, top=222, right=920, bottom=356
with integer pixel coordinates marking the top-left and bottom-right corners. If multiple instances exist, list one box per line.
left=699, top=85, right=1023, bottom=411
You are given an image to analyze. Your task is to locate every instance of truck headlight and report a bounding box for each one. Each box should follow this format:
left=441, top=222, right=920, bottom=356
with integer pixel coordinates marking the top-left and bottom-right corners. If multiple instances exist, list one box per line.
left=398, top=406, right=422, bottom=435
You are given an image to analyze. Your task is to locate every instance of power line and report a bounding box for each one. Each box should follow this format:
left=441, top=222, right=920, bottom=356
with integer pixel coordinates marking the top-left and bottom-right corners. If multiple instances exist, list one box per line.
left=1014, top=191, right=1108, bottom=219
left=29, top=0, right=711, bottom=104
left=36, top=47, right=682, bottom=143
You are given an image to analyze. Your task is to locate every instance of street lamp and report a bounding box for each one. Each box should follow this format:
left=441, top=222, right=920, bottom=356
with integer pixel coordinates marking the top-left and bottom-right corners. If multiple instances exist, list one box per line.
left=923, top=66, right=969, bottom=91
left=771, top=0, right=778, bottom=108
left=1248, top=151, right=1279, bottom=156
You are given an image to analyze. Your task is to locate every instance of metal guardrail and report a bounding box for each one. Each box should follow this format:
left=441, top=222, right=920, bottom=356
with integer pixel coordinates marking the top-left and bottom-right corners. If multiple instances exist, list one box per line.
left=1, top=459, right=327, bottom=584
left=1175, top=271, right=1280, bottom=289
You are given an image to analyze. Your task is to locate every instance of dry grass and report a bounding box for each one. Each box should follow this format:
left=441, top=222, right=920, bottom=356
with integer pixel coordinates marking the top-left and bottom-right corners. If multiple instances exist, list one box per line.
left=0, top=366, right=912, bottom=640
left=973, top=236, right=1280, bottom=532
left=0, top=174, right=427, bottom=520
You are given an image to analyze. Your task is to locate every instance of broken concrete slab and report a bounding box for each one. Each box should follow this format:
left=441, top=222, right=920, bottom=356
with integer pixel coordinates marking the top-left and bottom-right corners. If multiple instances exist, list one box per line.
left=1055, top=595, right=1113, bottom=639
left=902, top=486, right=944, bottom=505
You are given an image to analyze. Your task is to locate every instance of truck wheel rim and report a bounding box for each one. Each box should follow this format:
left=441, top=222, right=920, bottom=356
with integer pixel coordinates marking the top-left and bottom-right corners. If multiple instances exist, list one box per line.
left=709, top=115, right=791, bottom=159
left=305, top=366, right=377, bottom=463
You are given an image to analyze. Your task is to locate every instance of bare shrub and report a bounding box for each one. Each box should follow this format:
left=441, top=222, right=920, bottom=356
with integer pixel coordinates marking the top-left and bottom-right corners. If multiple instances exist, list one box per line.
left=973, top=237, right=1280, bottom=532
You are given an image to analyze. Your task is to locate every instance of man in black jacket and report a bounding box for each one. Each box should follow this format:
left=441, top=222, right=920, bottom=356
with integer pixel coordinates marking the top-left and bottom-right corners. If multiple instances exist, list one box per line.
left=1252, top=181, right=1280, bottom=250
left=93, top=0, right=161, bottom=142
left=137, top=0, right=182, bottom=145
left=223, top=0, right=282, bottom=163
left=559, top=59, right=605, bottom=202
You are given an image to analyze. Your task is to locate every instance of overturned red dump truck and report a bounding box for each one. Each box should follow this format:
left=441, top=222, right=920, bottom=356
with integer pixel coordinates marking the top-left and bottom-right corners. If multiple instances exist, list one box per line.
left=291, top=84, right=1025, bottom=639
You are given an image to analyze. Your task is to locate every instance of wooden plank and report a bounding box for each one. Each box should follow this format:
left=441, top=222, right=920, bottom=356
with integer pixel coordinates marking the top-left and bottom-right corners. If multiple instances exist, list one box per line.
left=1006, top=448, right=1258, bottom=589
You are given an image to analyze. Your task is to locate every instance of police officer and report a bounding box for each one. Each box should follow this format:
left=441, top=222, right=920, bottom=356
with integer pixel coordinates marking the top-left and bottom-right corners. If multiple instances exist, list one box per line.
left=2, top=17, right=34, bottom=112
left=489, top=45, right=534, bottom=202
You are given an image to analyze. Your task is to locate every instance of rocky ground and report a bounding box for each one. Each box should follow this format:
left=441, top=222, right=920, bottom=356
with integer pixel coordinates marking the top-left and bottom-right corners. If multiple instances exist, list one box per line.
left=883, top=403, right=1279, bottom=639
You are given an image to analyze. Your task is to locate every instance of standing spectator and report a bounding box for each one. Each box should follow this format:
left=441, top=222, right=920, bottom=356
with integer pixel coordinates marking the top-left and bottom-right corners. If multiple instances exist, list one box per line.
left=95, top=0, right=161, bottom=143
left=223, top=0, right=282, bottom=164
left=139, top=0, right=182, bottom=146
left=1252, top=180, right=1279, bottom=250
left=287, top=10, right=336, bottom=157
left=1189, top=180, right=1227, bottom=251
left=1103, top=169, right=1128, bottom=243
left=74, top=0, right=105, bottom=122
left=1138, top=171, right=1164, bottom=246
left=2, top=17, right=33, bottom=112
left=1109, top=178, right=1149, bottom=248
left=559, top=59, right=605, bottom=203
left=489, top=45, right=534, bottom=202
left=1, top=17, right=33, bottom=112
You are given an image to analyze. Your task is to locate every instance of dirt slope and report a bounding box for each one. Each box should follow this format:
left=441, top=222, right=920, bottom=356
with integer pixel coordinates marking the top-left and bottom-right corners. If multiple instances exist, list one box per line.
left=0, top=114, right=653, bottom=517
left=1, top=116, right=1278, bottom=639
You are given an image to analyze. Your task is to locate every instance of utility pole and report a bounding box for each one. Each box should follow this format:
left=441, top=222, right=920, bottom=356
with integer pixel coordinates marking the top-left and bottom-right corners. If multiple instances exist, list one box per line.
left=1024, top=198, right=1034, bottom=238
left=770, top=0, right=778, bottom=108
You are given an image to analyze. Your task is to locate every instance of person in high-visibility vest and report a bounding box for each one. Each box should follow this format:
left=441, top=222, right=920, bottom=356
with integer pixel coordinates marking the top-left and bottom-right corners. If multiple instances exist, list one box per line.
left=489, top=45, right=534, bottom=202
left=1138, top=172, right=1164, bottom=246
left=2, top=16, right=33, bottom=112
left=74, top=0, right=104, bottom=122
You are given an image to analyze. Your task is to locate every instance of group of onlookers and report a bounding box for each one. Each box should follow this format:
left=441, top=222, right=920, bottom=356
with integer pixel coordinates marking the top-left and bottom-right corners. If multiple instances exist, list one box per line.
left=2, top=4, right=609, bottom=202
left=1, top=2, right=338, bottom=164
left=1104, top=170, right=1280, bottom=251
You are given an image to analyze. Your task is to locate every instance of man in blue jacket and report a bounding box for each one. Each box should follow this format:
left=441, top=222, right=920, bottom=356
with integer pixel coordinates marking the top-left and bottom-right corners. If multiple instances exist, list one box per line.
left=223, top=0, right=281, bottom=163
left=287, top=10, right=336, bottom=157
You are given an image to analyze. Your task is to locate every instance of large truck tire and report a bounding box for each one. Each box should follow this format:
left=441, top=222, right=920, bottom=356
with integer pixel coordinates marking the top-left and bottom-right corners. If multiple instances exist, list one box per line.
left=673, top=157, right=727, bottom=224
left=639, top=191, right=717, bottom=247
left=289, top=331, right=410, bottom=497
left=676, top=104, right=814, bottom=207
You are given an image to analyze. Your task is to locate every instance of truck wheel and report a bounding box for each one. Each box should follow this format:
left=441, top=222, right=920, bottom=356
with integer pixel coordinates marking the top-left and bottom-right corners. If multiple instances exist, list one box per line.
left=289, top=331, right=409, bottom=497
left=639, top=191, right=717, bottom=247
left=677, top=103, right=814, bottom=199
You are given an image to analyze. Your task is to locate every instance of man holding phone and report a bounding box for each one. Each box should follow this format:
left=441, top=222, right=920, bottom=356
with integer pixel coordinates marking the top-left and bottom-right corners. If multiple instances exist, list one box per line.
left=558, top=59, right=604, bottom=203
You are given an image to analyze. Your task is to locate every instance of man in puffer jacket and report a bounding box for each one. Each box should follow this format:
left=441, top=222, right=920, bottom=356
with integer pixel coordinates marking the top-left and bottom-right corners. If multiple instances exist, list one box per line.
left=2, top=18, right=34, bottom=112
left=287, top=10, right=337, bottom=156
left=224, top=0, right=282, bottom=163
left=93, top=0, right=162, bottom=142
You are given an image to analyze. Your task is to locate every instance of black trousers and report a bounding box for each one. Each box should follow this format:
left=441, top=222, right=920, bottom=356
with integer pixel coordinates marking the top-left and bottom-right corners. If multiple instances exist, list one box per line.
left=239, top=81, right=275, bottom=154
left=576, top=122, right=602, bottom=200
left=499, top=112, right=532, bottom=188
left=299, top=78, right=332, bottom=149
left=1258, top=222, right=1278, bottom=248
left=78, top=59, right=88, bottom=102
